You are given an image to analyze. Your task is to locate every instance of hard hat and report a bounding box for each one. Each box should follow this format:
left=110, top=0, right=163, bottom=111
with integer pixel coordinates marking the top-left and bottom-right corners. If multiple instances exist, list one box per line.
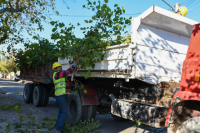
left=52, top=62, right=62, bottom=69
left=178, top=7, right=188, bottom=17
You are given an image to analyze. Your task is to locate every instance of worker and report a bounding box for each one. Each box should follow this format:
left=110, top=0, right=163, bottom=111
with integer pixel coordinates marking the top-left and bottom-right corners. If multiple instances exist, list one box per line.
left=51, top=62, right=77, bottom=133
left=176, top=6, right=188, bottom=17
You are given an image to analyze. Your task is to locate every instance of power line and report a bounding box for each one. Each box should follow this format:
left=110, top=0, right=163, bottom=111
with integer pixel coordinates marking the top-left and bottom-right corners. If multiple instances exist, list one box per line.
left=188, top=0, right=200, bottom=9
left=181, top=0, right=191, bottom=5
left=186, top=0, right=196, bottom=7
left=184, top=0, right=195, bottom=5
left=188, top=5, right=200, bottom=14
left=46, top=13, right=141, bottom=17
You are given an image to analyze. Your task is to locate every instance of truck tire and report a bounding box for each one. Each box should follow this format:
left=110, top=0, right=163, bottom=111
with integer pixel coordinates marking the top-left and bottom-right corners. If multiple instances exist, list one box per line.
left=111, top=114, right=128, bottom=121
left=176, top=117, right=200, bottom=133
left=67, top=90, right=82, bottom=124
left=88, top=105, right=97, bottom=120
left=23, top=83, right=34, bottom=103
left=42, top=86, right=49, bottom=107
left=81, top=106, right=88, bottom=121
left=81, top=105, right=97, bottom=121
left=33, top=86, right=44, bottom=107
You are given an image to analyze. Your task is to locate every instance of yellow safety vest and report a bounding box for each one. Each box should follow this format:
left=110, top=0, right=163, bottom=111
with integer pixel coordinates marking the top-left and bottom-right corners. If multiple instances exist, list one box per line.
left=53, top=72, right=66, bottom=96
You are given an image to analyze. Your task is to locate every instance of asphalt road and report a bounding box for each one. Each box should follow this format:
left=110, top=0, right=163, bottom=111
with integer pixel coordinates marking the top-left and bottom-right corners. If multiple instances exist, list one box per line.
left=0, top=78, right=167, bottom=133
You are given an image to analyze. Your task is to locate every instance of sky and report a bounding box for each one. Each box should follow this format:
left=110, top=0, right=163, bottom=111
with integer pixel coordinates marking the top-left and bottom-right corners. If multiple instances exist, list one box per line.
left=2, top=0, right=200, bottom=51
left=42, top=0, right=200, bottom=38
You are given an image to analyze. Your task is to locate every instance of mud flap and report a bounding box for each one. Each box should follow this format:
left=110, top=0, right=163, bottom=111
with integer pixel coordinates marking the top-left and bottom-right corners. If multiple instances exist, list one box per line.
left=78, top=85, right=99, bottom=106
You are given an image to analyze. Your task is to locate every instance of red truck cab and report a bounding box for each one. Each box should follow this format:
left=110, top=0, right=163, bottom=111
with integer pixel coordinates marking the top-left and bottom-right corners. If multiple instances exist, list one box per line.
left=166, top=23, right=200, bottom=133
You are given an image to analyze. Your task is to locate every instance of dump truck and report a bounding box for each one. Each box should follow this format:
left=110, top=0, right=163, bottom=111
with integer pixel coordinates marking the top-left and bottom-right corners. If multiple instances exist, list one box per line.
left=21, top=5, right=200, bottom=132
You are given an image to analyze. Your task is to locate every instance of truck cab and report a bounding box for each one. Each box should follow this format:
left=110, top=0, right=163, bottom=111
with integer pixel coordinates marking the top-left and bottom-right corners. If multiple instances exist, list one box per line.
left=166, top=24, right=200, bottom=133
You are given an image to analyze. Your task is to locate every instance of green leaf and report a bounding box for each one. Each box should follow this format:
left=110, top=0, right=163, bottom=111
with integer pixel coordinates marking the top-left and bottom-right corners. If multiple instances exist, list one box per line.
left=114, top=4, right=118, bottom=7
left=80, top=72, right=85, bottom=76
left=89, top=20, right=93, bottom=23
left=56, top=11, right=59, bottom=15
left=104, top=0, right=108, bottom=3
left=6, top=124, right=10, bottom=130
left=122, top=6, right=125, bottom=13
left=59, top=23, right=65, bottom=28
left=84, top=90, right=87, bottom=94
left=50, top=21, right=55, bottom=26
left=84, top=20, right=89, bottom=23
left=52, top=28, right=57, bottom=32
left=80, top=85, right=84, bottom=89
left=32, top=36, right=38, bottom=40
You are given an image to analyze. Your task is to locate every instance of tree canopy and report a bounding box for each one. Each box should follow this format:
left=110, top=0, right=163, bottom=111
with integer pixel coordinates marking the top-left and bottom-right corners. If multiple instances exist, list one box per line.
left=0, top=0, right=58, bottom=48
left=51, top=0, right=131, bottom=78
left=0, top=54, right=19, bottom=74
left=9, top=0, right=132, bottom=80
left=13, top=37, right=58, bottom=69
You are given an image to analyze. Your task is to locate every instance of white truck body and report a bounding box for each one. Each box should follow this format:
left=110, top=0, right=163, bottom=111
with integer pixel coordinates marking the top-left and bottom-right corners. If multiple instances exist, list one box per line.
left=59, top=5, right=198, bottom=85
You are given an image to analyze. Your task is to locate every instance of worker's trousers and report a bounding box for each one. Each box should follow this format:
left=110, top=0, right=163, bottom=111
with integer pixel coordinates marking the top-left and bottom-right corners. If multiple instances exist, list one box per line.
left=55, top=94, right=68, bottom=132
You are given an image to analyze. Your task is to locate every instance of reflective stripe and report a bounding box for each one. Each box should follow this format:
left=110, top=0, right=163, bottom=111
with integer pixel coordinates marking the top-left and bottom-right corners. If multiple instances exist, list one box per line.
left=55, top=87, right=66, bottom=90
left=55, top=93, right=69, bottom=96
left=55, top=81, right=66, bottom=85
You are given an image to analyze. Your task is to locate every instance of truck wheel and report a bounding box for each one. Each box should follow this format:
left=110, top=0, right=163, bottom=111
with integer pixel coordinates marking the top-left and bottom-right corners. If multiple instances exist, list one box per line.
left=42, top=86, right=49, bottom=107
left=111, top=114, right=128, bottom=121
left=81, top=105, right=97, bottom=121
left=67, top=90, right=82, bottom=124
left=88, top=105, right=97, bottom=120
left=176, top=117, right=200, bottom=133
left=23, top=83, right=34, bottom=103
left=33, top=86, right=44, bottom=107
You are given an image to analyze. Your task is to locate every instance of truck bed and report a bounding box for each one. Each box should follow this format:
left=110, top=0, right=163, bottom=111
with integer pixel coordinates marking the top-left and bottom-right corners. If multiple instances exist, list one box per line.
left=20, top=62, right=54, bottom=84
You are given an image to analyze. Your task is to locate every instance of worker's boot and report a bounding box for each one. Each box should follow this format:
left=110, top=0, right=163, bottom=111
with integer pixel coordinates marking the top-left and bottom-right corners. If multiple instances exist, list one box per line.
left=51, top=128, right=61, bottom=133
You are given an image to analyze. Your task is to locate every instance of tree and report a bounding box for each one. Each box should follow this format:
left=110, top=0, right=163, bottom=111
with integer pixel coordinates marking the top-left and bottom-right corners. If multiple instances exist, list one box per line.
left=0, top=0, right=59, bottom=48
left=13, top=37, right=58, bottom=70
left=51, top=0, right=131, bottom=79
left=0, top=55, right=19, bottom=74
left=0, top=53, right=7, bottom=73
left=0, top=61, right=7, bottom=73
left=109, top=34, right=131, bottom=45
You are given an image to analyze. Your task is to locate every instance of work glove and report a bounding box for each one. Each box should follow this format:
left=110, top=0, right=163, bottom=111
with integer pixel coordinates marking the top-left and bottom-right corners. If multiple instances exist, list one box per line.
left=72, top=62, right=78, bottom=68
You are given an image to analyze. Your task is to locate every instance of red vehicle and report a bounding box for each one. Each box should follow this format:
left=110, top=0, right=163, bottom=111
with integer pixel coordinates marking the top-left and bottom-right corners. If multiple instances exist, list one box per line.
left=166, top=24, right=200, bottom=133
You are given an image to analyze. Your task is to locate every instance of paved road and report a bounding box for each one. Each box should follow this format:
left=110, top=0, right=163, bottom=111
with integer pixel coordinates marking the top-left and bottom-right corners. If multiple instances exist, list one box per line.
left=0, top=78, right=167, bottom=133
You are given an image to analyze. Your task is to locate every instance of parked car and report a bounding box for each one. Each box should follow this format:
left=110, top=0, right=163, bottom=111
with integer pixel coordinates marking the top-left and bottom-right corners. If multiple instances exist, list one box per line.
left=15, top=75, right=20, bottom=81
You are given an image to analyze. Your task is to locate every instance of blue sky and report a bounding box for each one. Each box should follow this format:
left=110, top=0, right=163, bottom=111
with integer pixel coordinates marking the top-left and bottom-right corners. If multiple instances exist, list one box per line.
left=2, top=0, right=200, bottom=51
left=39, top=0, right=200, bottom=39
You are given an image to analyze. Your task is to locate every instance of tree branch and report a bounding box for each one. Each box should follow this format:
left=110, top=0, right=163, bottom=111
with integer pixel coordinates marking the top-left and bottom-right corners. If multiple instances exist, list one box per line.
left=0, top=0, right=26, bottom=14
left=0, top=18, right=8, bottom=42
left=0, top=6, right=26, bottom=14
left=8, top=0, right=13, bottom=9
left=16, top=0, right=20, bottom=9
left=0, top=34, right=8, bottom=42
